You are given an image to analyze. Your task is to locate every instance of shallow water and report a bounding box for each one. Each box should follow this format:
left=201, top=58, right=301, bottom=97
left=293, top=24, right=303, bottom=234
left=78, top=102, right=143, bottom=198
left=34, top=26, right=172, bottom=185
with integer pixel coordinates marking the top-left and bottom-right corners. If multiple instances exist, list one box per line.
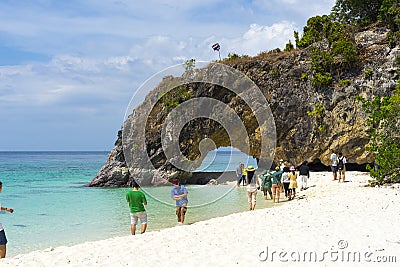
left=0, top=151, right=273, bottom=257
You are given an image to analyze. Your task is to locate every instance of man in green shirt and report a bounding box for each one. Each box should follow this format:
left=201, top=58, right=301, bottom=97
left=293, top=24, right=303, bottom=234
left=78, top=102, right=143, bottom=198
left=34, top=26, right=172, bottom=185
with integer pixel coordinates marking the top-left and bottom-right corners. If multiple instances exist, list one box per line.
left=126, top=180, right=147, bottom=235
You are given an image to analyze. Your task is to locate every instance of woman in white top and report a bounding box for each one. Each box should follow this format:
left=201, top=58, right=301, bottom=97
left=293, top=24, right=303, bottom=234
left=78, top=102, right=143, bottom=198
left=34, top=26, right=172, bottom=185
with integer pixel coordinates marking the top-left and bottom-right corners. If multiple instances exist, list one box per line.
left=281, top=167, right=291, bottom=199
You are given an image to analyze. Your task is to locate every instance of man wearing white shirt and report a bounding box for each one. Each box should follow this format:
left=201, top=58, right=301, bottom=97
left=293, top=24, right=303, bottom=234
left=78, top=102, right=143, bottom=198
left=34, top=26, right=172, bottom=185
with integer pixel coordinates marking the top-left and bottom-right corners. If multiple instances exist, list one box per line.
left=330, top=150, right=338, bottom=181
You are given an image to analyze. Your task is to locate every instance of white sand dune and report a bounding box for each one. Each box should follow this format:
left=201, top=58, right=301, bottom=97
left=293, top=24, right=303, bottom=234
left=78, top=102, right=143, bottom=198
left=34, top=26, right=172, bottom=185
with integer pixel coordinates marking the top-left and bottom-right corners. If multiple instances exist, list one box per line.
left=1, top=172, right=399, bottom=266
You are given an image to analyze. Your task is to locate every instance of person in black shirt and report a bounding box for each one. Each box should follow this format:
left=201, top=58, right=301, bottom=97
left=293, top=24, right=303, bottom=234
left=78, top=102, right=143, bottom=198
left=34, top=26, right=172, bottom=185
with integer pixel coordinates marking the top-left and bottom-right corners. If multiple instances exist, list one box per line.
left=298, top=161, right=310, bottom=190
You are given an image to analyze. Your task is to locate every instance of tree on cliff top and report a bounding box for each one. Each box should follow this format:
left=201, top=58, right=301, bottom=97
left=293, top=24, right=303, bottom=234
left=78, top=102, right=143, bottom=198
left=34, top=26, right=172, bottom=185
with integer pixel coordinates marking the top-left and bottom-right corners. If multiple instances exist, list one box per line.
left=296, top=0, right=400, bottom=49
left=332, top=0, right=383, bottom=26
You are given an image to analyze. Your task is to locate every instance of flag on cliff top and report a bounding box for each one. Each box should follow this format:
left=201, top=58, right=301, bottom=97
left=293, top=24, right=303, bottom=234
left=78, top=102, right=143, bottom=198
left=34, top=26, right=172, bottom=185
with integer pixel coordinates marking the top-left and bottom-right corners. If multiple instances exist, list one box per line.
left=211, top=43, right=220, bottom=51
left=211, top=43, right=221, bottom=60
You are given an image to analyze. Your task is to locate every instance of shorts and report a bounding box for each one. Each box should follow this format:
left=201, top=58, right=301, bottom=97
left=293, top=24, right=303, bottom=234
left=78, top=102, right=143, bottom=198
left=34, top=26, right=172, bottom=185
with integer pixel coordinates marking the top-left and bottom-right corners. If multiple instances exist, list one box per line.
left=246, top=184, right=258, bottom=193
left=130, top=211, right=147, bottom=225
left=331, top=166, right=338, bottom=173
left=0, top=230, right=7, bottom=245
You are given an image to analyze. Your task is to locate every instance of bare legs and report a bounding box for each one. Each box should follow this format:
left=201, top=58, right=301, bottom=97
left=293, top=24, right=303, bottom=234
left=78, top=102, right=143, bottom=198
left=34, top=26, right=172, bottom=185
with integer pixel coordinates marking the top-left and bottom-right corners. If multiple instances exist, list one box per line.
left=176, top=206, right=187, bottom=224
left=131, top=223, right=147, bottom=235
left=272, top=185, right=280, bottom=203
left=247, top=191, right=257, bottom=210
left=338, top=169, right=346, bottom=183
left=131, top=224, right=136, bottom=235
left=0, top=245, right=6, bottom=258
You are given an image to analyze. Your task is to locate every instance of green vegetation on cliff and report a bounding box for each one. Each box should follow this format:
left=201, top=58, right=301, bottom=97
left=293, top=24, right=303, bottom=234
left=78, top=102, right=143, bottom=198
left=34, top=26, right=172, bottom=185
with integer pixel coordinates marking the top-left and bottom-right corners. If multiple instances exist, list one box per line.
left=297, top=0, right=399, bottom=183
left=294, top=0, right=399, bottom=88
left=90, top=0, right=400, bottom=187
left=358, top=81, right=400, bottom=185
left=158, top=0, right=400, bottom=181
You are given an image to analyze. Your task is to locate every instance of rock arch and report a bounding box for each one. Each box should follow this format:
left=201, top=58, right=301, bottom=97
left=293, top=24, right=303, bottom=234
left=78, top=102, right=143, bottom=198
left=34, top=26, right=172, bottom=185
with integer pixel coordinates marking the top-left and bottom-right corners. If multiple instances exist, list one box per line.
left=88, top=28, right=397, bottom=187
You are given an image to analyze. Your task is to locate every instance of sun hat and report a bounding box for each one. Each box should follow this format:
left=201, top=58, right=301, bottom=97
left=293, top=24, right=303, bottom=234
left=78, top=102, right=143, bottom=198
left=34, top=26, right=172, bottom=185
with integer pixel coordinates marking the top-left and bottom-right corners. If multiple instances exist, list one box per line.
left=290, top=166, right=295, bottom=171
left=247, top=166, right=256, bottom=171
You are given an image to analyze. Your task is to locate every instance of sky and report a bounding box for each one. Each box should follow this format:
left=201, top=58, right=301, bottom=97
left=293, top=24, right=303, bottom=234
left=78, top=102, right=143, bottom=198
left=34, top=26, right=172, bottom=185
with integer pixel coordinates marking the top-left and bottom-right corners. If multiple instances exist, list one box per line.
left=0, top=0, right=335, bottom=151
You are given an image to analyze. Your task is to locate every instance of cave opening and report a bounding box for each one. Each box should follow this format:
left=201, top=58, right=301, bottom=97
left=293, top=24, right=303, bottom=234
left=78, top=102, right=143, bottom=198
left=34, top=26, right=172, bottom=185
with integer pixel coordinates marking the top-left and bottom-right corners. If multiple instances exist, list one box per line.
left=194, top=146, right=258, bottom=172
left=308, top=159, right=368, bottom=171
left=188, top=146, right=258, bottom=184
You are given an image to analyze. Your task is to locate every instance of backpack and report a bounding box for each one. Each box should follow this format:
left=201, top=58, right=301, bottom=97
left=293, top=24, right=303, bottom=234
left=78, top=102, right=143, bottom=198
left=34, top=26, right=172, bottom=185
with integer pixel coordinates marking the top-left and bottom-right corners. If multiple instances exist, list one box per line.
left=261, top=174, right=271, bottom=187
left=337, top=157, right=344, bottom=170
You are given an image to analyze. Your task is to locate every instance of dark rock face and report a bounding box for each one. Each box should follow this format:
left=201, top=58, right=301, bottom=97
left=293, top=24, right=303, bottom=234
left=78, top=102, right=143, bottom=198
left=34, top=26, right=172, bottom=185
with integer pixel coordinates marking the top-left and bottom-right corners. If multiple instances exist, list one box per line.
left=88, top=26, right=399, bottom=187
left=87, top=130, right=130, bottom=187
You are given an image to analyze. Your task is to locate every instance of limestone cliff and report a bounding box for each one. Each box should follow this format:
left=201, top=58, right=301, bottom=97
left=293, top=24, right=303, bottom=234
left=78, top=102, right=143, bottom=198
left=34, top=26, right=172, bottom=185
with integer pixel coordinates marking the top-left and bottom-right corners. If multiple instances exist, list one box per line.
left=88, top=26, right=399, bottom=187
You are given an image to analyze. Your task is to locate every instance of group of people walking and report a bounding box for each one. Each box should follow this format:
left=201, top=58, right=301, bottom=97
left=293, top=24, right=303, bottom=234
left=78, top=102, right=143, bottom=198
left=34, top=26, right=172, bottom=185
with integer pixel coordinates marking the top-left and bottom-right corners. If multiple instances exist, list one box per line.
left=237, top=160, right=310, bottom=210
left=1, top=152, right=349, bottom=257
left=126, top=152, right=347, bottom=234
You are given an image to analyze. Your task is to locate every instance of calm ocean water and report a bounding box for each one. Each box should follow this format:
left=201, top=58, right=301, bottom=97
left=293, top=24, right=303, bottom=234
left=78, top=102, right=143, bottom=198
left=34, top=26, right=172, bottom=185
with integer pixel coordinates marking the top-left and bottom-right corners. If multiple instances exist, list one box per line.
left=0, top=150, right=267, bottom=257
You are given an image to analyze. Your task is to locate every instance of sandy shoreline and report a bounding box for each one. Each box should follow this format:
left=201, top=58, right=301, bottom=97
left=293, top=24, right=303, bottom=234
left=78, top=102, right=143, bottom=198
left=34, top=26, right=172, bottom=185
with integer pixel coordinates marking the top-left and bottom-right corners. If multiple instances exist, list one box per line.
left=1, top=171, right=399, bottom=266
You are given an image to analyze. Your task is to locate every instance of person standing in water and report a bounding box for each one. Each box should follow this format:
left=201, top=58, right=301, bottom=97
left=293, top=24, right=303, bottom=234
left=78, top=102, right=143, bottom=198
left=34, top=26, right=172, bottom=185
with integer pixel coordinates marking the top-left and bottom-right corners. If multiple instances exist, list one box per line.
left=242, top=165, right=248, bottom=186
left=236, top=162, right=244, bottom=187
left=171, top=179, right=189, bottom=225
left=126, top=180, right=147, bottom=235
left=0, top=181, right=14, bottom=258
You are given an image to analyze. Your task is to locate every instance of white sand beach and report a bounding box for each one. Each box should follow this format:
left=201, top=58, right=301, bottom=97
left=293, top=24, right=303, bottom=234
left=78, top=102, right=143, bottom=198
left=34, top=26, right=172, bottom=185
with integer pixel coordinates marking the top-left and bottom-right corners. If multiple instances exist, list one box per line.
left=1, top=171, right=399, bottom=266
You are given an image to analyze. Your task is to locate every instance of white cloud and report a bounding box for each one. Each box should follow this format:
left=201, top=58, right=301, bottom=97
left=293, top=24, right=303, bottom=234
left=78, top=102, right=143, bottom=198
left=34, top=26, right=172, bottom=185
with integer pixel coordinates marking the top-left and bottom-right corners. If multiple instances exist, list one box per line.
left=49, top=55, right=101, bottom=73
left=222, top=22, right=297, bottom=56
left=0, top=57, right=137, bottom=109
left=0, top=20, right=297, bottom=111
left=0, top=0, right=337, bottom=149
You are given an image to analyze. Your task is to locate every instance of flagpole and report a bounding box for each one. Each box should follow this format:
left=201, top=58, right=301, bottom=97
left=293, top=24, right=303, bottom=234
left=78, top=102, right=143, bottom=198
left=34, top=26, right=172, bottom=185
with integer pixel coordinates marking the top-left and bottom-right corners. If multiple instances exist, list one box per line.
left=212, top=43, right=221, bottom=61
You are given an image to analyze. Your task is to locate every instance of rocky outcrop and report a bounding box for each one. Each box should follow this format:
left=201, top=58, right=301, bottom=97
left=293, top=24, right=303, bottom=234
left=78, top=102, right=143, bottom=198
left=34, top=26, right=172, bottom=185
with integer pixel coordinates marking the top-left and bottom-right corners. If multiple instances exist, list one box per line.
left=88, top=26, right=399, bottom=187
left=87, top=130, right=130, bottom=187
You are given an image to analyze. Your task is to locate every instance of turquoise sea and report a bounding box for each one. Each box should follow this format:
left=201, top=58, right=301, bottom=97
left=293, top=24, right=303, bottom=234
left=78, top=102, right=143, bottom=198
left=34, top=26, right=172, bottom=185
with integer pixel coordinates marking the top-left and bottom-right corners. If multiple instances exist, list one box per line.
left=0, top=150, right=271, bottom=257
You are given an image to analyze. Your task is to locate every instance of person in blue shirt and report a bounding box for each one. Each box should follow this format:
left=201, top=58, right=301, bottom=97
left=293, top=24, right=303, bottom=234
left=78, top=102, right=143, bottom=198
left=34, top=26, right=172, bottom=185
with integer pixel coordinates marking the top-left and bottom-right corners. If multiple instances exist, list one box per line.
left=171, top=179, right=188, bottom=225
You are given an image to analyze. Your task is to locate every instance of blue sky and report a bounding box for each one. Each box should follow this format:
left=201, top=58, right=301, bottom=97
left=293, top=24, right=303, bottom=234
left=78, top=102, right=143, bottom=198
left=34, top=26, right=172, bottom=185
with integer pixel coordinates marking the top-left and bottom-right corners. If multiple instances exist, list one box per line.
left=0, top=0, right=335, bottom=151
